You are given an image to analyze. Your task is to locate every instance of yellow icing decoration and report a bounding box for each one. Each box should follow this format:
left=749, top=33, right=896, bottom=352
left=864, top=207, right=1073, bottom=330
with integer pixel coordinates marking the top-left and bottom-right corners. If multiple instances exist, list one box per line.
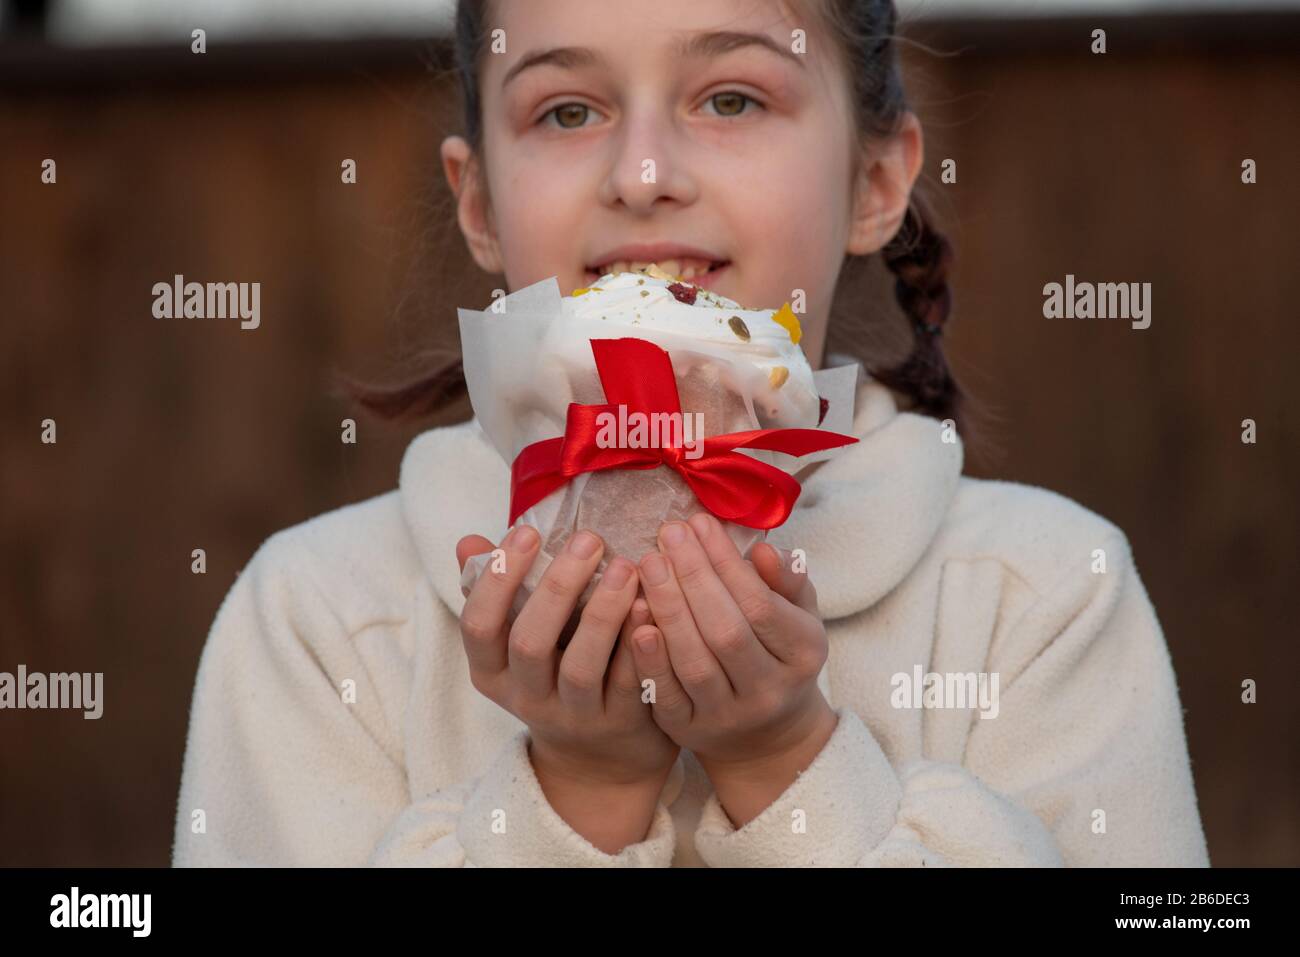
left=570, top=286, right=604, bottom=297
left=773, top=302, right=802, bottom=344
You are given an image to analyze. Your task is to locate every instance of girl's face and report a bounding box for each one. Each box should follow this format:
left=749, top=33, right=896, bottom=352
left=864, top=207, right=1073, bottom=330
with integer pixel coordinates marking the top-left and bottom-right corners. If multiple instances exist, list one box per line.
left=442, top=0, right=922, bottom=369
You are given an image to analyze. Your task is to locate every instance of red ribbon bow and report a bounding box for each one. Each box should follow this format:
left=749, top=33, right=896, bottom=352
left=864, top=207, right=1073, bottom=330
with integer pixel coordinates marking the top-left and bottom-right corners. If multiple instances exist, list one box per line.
left=508, top=337, right=859, bottom=530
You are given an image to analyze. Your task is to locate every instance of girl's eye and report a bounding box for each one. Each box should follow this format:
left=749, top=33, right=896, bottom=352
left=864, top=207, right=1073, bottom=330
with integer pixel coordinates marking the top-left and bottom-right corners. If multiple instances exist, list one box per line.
left=704, top=90, right=761, bottom=118
left=541, top=102, right=596, bottom=129
left=538, top=91, right=761, bottom=129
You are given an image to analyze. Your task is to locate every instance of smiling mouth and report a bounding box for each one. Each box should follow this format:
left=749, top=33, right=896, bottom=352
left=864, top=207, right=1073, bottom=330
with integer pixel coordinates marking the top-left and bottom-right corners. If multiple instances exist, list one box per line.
left=584, top=257, right=730, bottom=283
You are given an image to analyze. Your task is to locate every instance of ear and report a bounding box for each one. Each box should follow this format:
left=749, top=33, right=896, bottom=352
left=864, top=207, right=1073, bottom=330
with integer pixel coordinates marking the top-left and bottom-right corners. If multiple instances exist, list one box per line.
left=440, top=134, right=504, bottom=274
left=846, top=110, right=924, bottom=256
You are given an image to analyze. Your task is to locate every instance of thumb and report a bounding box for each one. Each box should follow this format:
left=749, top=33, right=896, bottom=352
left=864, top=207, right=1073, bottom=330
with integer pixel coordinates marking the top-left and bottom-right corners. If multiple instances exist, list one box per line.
left=751, top=542, right=819, bottom=617
left=456, top=534, right=497, bottom=572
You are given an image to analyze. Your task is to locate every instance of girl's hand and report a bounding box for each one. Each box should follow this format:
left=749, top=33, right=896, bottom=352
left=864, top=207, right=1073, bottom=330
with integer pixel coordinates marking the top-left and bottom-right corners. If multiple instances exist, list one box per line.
left=455, top=526, right=681, bottom=849
left=630, top=512, right=838, bottom=820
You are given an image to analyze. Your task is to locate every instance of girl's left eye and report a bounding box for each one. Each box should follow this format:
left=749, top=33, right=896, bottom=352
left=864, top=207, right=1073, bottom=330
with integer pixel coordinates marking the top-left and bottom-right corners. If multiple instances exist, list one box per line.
left=540, top=102, right=600, bottom=129
left=702, top=90, right=762, bottom=118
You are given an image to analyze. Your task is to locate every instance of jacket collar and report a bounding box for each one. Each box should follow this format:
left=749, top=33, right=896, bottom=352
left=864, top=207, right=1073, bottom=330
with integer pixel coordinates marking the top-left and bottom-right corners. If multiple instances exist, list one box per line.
left=399, top=356, right=964, bottom=622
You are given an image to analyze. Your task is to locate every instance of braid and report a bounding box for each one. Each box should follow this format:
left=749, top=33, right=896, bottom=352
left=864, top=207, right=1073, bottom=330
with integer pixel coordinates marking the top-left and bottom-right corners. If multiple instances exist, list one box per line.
left=873, top=198, right=962, bottom=429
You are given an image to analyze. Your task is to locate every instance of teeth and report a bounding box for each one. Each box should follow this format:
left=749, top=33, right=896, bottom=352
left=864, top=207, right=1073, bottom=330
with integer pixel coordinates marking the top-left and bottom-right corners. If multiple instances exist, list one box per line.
left=643, top=263, right=677, bottom=281
left=593, top=257, right=719, bottom=279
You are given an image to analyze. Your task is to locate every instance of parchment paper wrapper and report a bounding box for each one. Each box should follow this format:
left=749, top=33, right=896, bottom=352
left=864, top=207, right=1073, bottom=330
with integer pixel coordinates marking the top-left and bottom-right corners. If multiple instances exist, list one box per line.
left=455, top=276, right=859, bottom=643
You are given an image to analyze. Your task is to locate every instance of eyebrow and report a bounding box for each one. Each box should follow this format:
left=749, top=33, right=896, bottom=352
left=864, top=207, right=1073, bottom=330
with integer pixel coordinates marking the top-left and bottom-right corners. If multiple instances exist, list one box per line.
left=501, top=46, right=604, bottom=89
left=678, top=29, right=806, bottom=69
left=500, top=29, right=805, bottom=89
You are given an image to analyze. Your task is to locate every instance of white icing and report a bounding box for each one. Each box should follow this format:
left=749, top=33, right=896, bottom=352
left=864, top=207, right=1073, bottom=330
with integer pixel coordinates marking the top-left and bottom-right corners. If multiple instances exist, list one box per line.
left=568, top=271, right=799, bottom=349
left=552, top=270, right=820, bottom=428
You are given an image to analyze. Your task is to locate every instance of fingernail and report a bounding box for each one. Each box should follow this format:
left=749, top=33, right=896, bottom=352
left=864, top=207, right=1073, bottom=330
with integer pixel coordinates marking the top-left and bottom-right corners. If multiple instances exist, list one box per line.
left=602, top=557, right=632, bottom=589
left=688, top=512, right=711, bottom=539
left=641, top=553, right=669, bottom=586
left=567, top=530, right=600, bottom=558
left=506, top=525, right=537, bottom=549
left=635, top=629, right=659, bottom=655
left=660, top=522, right=687, bottom=547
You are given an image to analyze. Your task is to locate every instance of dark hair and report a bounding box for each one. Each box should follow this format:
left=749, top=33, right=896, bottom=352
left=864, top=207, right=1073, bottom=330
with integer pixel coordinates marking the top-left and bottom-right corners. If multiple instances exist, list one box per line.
left=344, top=0, right=986, bottom=457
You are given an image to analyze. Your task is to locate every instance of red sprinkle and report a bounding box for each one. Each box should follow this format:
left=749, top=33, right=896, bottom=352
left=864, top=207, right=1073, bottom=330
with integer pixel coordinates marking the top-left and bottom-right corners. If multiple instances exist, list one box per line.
left=667, top=282, right=698, bottom=305
left=818, top=397, right=830, bottom=426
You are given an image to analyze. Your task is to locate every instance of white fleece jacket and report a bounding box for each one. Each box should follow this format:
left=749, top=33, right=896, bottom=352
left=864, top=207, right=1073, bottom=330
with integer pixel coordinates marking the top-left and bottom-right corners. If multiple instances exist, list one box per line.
left=171, top=361, right=1210, bottom=867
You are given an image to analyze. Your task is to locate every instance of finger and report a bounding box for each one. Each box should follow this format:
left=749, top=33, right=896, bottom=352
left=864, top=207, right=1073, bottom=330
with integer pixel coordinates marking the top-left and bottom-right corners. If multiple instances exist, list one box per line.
left=687, top=512, right=807, bottom=664
left=638, top=545, right=731, bottom=709
left=628, top=623, right=694, bottom=732
left=457, top=526, right=540, bottom=677
left=557, top=556, right=638, bottom=715
left=510, top=529, right=605, bottom=697
left=659, top=519, right=774, bottom=695
left=750, top=541, right=820, bottom=617
left=605, top=597, right=652, bottom=719
left=456, top=534, right=496, bottom=574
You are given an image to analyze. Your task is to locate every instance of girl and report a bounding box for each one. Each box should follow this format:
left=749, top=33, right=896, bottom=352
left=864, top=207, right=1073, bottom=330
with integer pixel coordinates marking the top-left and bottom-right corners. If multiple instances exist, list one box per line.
left=172, top=0, right=1209, bottom=866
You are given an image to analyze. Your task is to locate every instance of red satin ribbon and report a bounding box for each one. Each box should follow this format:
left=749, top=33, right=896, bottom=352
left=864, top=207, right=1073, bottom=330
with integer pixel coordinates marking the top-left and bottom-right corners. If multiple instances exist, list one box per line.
left=507, top=337, right=859, bottom=530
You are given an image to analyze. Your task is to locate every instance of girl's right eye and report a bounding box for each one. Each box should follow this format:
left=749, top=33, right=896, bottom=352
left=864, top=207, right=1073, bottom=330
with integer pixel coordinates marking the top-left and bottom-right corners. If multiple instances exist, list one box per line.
left=540, top=102, right=597, bottom=130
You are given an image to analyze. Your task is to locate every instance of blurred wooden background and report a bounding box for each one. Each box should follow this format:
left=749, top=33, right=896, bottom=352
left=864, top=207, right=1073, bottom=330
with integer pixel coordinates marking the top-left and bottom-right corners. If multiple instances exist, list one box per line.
left=1, top=11, right=1296, bottom=866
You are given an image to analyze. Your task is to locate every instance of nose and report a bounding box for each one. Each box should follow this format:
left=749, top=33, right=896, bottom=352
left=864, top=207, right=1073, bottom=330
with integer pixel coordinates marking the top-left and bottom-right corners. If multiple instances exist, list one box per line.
left=596, top=100, right=698, bottom=214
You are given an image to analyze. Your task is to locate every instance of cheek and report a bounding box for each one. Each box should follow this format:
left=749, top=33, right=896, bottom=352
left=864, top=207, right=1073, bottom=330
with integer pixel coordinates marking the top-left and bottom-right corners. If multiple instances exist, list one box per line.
left=718, top=143, right=845, bottom=245
left=716, top=155, right=844, bottom=296
left=491, top=166, right=589, bottom=272
left=733, top=171, right=842, bottom=317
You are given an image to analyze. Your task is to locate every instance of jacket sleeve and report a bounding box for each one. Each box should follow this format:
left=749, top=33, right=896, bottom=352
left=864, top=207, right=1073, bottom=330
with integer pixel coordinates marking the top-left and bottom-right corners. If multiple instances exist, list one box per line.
left=171, top=532, right=677, bottom=868
left=693, top=531, right=1210, bottom=867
